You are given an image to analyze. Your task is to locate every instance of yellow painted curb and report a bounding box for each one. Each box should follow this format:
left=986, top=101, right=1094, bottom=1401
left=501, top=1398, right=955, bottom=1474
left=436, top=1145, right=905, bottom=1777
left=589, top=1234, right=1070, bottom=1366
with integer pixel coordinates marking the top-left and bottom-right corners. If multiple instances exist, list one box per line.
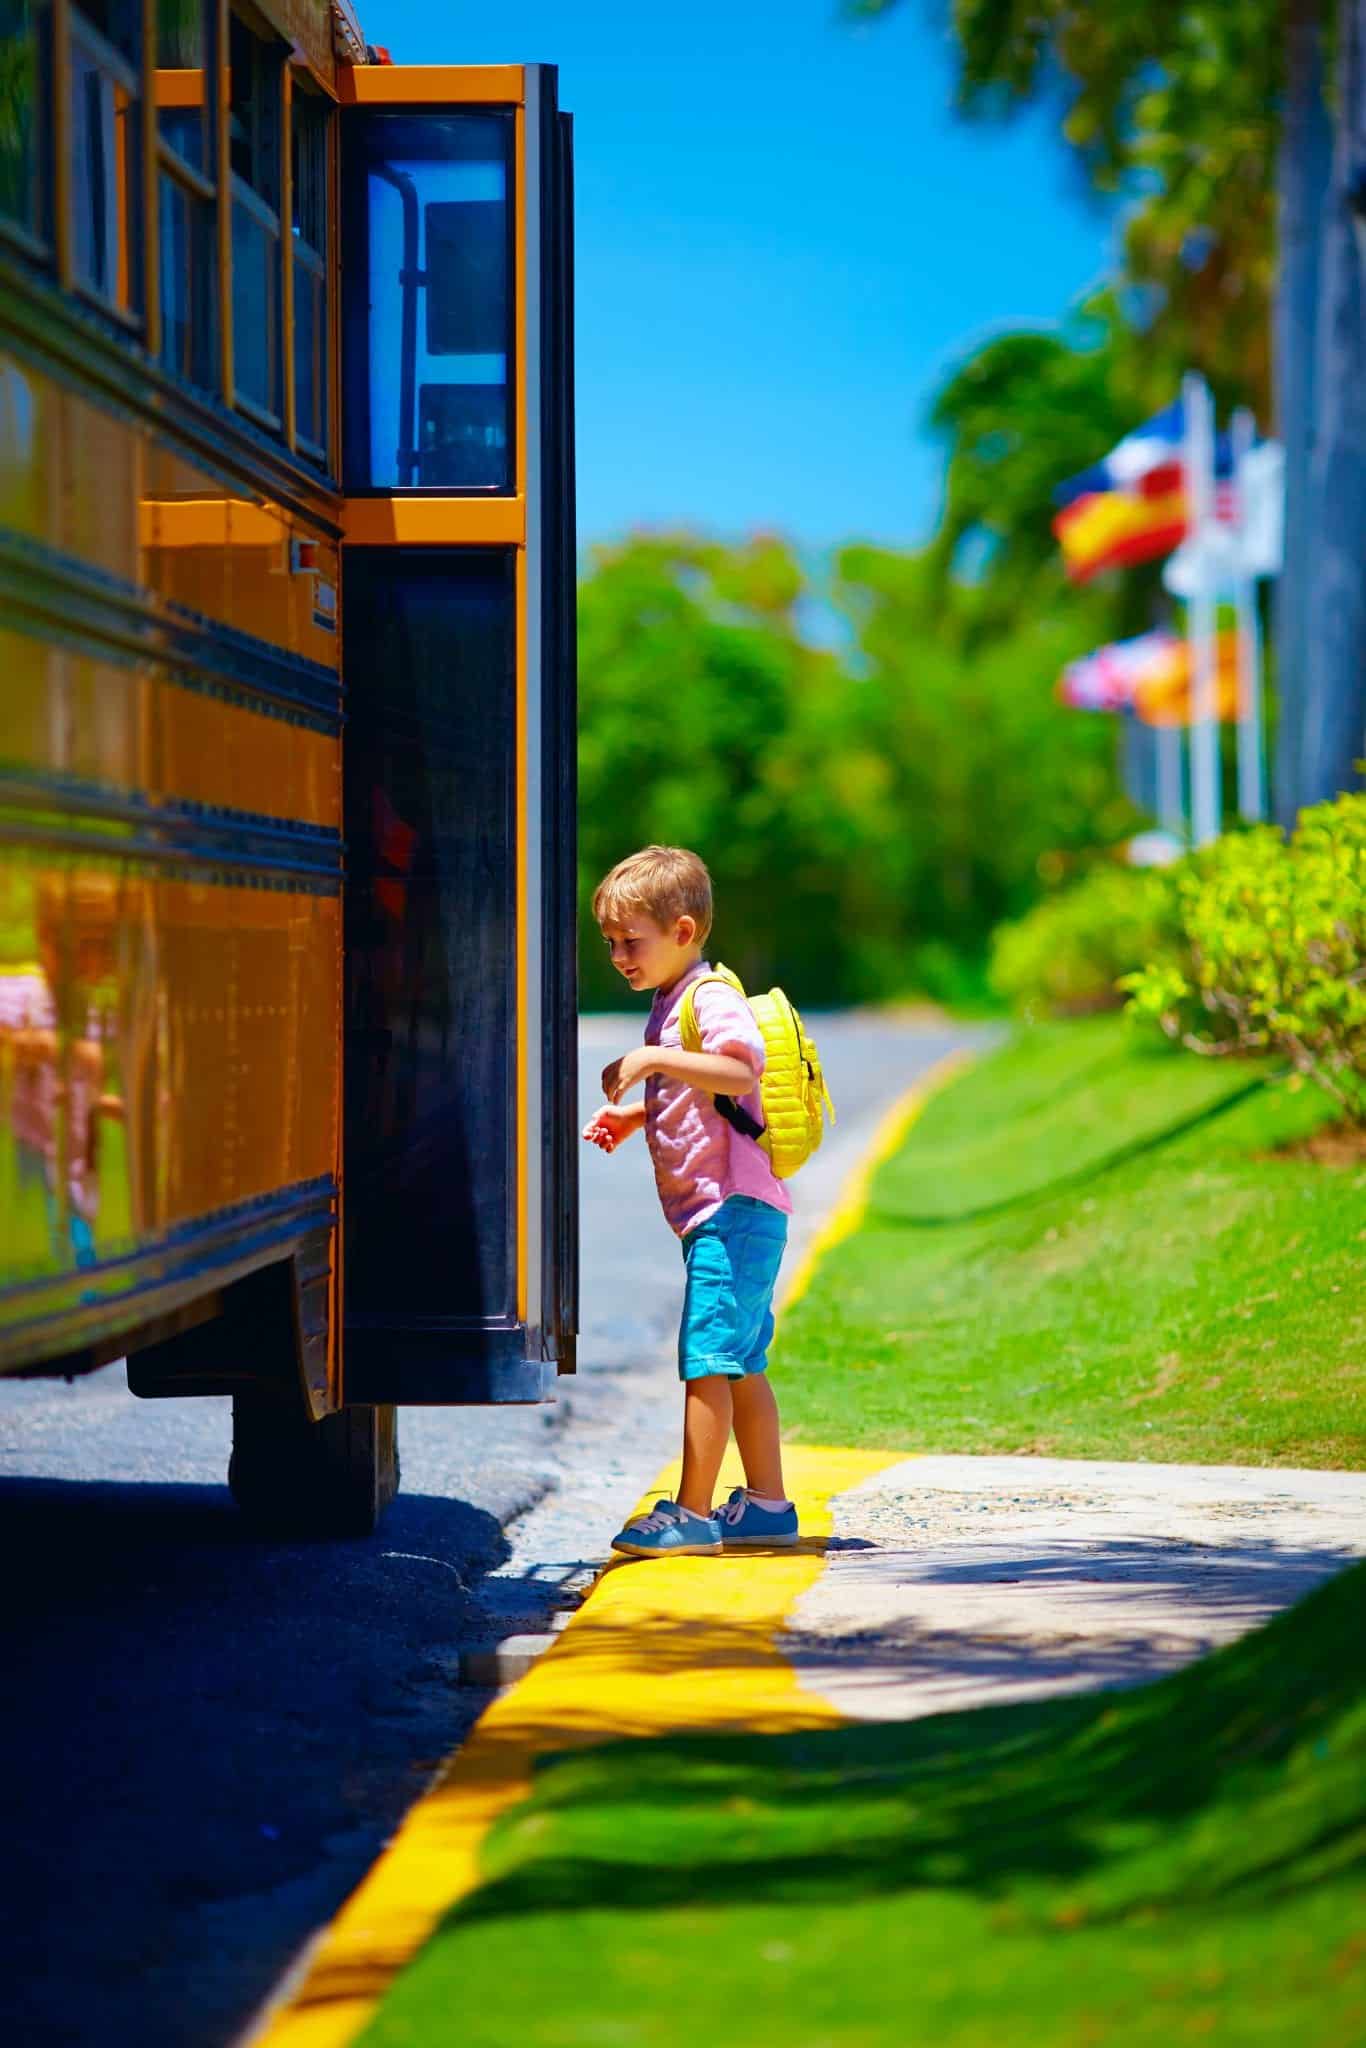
left=247, top=1444, right=904, bottom=2048
left=778, top=1046, right=974, bottom=1319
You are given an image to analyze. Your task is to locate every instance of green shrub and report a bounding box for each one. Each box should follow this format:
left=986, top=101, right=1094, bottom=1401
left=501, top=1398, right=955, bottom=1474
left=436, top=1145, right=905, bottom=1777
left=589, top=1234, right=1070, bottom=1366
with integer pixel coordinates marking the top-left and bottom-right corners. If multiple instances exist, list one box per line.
left=1123, top=793, right=1366, bottom=1123
left=989, top=862, right=1182, bottom=1017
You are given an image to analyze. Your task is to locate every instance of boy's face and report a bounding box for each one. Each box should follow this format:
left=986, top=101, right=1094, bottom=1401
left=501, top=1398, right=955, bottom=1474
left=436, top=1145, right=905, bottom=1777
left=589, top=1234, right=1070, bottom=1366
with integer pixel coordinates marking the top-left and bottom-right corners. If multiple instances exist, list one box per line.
left=599, top=912, right=700, bottom=994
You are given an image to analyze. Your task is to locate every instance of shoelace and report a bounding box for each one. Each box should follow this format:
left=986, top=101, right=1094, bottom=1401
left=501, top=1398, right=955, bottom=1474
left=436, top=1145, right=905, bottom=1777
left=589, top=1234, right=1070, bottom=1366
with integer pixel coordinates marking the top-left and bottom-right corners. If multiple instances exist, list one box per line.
left=716, top=1492, right=750, bottom=1527
left=631, top=1502, right=690, bottom=1534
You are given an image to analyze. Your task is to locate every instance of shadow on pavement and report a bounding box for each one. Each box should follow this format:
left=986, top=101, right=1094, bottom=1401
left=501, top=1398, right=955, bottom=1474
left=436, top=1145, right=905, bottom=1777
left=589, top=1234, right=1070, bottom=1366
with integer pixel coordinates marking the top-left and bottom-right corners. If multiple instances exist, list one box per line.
left=3, top=1475, right=513, bottom=2048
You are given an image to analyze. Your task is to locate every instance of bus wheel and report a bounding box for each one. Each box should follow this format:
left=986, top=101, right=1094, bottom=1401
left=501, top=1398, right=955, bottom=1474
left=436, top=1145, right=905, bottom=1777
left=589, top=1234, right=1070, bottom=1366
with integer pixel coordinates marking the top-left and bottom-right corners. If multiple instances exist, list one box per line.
left=229, top=1394, right=400, bottom=1537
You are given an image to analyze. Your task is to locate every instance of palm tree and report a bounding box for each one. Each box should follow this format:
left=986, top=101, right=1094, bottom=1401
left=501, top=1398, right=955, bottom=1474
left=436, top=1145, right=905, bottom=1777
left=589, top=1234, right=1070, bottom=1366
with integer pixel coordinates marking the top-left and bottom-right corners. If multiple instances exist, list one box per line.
left=852, top=0, right=1365, bottom=817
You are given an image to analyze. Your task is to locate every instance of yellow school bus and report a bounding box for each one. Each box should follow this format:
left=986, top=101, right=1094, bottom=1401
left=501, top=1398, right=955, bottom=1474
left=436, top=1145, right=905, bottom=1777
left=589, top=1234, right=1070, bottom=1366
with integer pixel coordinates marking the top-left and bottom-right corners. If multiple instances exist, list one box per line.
left=0, top=0, right=578, bottom=1530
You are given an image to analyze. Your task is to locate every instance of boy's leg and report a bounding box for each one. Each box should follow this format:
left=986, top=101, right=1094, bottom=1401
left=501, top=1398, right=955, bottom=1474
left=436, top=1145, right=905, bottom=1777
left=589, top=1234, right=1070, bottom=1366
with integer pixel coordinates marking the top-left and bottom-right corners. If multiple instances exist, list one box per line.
left=730, top=1372, right=786, bottom=1501
left=677, top=1374, right=733, bottom=1518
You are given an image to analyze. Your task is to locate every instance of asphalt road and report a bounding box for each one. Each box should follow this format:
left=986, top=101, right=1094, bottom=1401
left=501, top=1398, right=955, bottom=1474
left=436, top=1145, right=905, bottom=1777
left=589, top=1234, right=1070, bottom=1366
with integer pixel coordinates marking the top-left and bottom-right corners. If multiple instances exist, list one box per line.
left=2, top=1012, right=975, bottom=2048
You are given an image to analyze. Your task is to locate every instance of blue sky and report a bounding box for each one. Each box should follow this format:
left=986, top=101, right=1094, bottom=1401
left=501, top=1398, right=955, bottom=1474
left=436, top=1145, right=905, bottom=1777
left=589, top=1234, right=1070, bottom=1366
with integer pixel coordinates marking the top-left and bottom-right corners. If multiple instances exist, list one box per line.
left=366, top=1, right=1119, bottom=549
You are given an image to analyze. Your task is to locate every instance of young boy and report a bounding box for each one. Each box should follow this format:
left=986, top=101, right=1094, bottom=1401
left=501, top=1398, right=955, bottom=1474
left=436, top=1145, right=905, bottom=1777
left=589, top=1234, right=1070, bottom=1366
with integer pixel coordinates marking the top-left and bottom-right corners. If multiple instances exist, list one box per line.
left=582, top=844, right=799, bottom=1558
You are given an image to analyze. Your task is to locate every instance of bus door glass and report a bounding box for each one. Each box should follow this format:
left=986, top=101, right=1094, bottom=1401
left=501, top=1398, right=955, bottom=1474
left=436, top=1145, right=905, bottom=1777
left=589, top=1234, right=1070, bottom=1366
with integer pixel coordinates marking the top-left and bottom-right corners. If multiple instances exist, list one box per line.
left=343, top=109, right=513, bottom=491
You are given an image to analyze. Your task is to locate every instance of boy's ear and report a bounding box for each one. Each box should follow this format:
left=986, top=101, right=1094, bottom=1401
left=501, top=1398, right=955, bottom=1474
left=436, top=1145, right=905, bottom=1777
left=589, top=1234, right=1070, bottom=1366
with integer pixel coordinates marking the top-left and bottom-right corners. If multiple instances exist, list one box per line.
left=675, top=914, right=697, bottom=946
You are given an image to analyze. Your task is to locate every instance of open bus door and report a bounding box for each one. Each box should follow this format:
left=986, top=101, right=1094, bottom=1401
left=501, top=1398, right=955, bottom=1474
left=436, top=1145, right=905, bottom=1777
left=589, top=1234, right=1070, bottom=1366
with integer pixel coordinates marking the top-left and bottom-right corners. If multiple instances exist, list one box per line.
left=338, top=63, right=577, bottom=1406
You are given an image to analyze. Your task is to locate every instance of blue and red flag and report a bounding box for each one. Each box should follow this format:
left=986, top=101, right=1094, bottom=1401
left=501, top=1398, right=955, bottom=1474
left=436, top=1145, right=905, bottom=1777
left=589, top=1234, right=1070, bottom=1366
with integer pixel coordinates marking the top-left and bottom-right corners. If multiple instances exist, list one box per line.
left=1052, top=401, right=1236, bottom=584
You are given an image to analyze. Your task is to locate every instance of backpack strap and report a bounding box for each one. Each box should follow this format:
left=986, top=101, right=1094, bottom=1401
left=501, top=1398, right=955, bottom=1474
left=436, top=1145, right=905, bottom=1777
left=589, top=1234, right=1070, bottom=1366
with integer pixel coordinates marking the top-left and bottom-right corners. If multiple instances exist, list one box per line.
left=712, top=1093, right=765, bottom=1143
left=676, top=969, right=739, bottom=1053
left=677, top=970, right=765, bottom=1144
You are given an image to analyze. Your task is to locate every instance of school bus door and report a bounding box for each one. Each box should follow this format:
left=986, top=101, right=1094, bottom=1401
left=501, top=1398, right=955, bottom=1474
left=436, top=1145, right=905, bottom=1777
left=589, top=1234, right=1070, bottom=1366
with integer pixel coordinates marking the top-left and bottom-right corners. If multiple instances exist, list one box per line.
left=337, top=63, right=578, bottom=1405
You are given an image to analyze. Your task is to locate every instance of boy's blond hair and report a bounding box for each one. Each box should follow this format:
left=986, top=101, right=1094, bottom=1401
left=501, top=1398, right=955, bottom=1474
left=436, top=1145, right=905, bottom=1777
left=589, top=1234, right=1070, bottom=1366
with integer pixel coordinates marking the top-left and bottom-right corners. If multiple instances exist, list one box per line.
left=592, top=845, right=713, bottom=945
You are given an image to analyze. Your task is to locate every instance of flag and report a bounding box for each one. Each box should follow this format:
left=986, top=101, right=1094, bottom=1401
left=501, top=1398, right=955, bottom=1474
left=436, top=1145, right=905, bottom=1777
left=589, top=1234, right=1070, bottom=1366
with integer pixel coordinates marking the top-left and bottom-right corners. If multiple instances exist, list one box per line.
left=1058, top=630, right=1241, bottom=724
left=1053, top=399, right=1234, bottom=507
left=1054, top=474, right=1241, bottom=585
left=1133, top=632, right=1241, bottom=728
left=1058, top=631, right=1180, bottom=711
left=1162, top=440, right=1285, bottom=595
left=1053, top=486, right=1189, bottom=583
left=1052, top=397, right=1243, bottom=584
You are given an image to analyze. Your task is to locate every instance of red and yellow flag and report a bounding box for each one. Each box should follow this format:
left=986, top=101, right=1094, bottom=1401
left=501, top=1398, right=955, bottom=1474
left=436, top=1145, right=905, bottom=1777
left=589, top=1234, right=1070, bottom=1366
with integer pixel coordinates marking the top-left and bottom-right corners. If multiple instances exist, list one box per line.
left=1133, top=631, right=1241, bottom=727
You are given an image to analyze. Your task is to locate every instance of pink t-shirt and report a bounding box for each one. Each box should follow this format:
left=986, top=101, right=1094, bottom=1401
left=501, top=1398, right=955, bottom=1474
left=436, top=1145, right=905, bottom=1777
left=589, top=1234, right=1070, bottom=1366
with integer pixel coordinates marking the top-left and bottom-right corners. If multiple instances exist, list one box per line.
left=643, top=961, right=794, bottom=1238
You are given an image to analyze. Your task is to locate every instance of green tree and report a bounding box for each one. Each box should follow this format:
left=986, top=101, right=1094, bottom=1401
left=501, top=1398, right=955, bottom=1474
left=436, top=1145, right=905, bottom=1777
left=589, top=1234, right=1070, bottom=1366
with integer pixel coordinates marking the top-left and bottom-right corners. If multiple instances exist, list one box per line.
left=578, top=534, right=895, bottom=1007
left=834, top=544, right=1138, bottom=944
left=850, top=0, right=1279, bottom=410
left=578, top=534, right=1136, bottom=1009
left=851, top=0, right=1366, bottom=821
left=923, top=288, right=1168, bottom=647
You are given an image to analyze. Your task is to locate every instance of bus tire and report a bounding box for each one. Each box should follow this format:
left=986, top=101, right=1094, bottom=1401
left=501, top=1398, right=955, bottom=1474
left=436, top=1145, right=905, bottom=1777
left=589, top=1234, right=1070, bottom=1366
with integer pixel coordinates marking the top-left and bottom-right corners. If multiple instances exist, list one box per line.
left=229, top=1394, right=400, bottom=1538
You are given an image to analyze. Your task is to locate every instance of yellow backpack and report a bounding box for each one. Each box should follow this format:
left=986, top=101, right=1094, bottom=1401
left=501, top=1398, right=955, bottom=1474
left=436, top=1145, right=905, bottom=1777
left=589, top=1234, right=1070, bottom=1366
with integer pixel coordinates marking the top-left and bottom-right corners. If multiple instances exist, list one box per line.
left=678, top=963, right=835, bottom=1179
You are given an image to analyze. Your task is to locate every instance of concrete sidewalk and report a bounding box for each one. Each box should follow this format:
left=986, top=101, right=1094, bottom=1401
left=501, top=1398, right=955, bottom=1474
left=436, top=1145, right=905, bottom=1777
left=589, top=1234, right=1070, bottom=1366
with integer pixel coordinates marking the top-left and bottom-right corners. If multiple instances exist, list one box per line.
left=786, top=1453, right=1366, bottom=1720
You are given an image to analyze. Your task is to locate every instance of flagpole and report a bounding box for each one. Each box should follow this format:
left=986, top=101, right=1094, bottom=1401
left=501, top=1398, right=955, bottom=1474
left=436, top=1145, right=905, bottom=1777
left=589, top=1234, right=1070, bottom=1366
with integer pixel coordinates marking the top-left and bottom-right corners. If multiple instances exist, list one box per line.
left=1231, top=406, right=1267, bottom=822
left=1183, top=371, right=1221, bottom=846
left=1157, top=723, right=1186, bottom=840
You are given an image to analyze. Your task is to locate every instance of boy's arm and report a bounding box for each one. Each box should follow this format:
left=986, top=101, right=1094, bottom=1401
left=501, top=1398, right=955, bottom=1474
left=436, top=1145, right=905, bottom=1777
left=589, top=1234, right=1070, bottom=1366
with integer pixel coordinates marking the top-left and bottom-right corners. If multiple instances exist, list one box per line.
left=582, top=1097, right=646, bottom=1153
left=649, top=1047, right=756, bottom=1094
left=594, top=1099, right=647, bottom=1131
left=602, top=1046, right=755, bottom=1103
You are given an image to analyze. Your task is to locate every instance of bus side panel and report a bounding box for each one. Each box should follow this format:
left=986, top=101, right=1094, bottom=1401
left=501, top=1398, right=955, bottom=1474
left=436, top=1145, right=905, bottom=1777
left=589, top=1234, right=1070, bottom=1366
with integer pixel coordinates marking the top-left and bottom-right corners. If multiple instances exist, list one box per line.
left=0, top=351, right=344, bottom=1381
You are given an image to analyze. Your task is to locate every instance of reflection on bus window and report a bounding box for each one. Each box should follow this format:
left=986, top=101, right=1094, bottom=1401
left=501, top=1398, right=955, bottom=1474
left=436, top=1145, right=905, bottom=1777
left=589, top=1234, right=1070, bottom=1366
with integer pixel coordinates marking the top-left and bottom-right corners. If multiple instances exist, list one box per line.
left=0, top=0, right=45, bottom=244
left=344, top=112, right=512, bottom=491
left=155, top=0, right=205, bottom=165
left=0, top=873, right=129, bottom=1283
left=228, top=7, right=282, bottom=424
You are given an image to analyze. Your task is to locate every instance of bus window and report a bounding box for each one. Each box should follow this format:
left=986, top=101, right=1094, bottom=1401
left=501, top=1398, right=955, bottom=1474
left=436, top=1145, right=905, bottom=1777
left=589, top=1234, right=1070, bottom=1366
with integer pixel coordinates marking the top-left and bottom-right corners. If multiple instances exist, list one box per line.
left=342, top=111, right=513, bottom=492
left=154, top=0, right=217, bottom=389
left=228, top=7, right=283, bottom=426
left=70, top=0, right=142, bottom=316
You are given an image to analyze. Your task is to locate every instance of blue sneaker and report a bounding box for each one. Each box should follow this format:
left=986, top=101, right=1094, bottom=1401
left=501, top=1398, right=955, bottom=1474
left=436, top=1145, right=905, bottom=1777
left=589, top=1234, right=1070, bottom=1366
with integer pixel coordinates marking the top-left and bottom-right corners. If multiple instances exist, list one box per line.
left=611, top=1499, right=723, bottom=1558
left=713, top=1487, right=800, bottom=1548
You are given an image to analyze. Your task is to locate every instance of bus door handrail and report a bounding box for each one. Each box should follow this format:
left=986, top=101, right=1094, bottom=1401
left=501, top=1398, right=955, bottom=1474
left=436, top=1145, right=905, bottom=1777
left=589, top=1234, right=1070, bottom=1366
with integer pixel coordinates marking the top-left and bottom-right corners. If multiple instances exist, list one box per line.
left=369, top=161, right=421, bottom=486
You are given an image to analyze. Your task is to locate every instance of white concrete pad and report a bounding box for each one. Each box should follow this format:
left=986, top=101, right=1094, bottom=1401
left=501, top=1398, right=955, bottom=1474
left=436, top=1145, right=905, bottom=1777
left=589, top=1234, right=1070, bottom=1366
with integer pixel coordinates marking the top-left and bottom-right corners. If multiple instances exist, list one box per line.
left=784, top=1454, right=1366, bottom=1721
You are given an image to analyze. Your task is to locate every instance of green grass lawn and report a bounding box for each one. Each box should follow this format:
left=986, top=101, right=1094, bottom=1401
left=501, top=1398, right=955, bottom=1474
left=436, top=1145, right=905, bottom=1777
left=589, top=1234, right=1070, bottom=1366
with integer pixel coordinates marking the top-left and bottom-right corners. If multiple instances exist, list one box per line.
left=362, top=1559, right=1366, bottom=2047
left=777, top=1017, right=1366, bottom=1467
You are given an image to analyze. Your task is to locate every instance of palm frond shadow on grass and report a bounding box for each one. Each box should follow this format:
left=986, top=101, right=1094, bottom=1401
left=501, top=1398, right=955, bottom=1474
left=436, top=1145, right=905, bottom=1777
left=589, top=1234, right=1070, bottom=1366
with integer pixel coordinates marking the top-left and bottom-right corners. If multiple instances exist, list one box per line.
left=448, top=1560, right=1365, bottom=1932
left=873, top=1075, right=1268, bottom=1228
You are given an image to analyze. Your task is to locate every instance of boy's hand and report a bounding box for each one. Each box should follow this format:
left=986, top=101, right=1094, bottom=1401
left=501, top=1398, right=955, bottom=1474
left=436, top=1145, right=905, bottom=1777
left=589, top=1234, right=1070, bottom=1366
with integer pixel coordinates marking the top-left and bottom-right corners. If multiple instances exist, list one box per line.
left=582, top=1103, right=643, bottom=1153
left=600, top=1048, right=654, bottom=1104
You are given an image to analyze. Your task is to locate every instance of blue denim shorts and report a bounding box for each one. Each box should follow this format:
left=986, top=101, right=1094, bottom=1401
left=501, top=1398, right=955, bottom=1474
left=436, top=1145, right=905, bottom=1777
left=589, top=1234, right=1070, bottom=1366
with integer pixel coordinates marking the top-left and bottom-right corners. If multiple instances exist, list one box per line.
left=678, top=1196, right=789, bottom=1382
